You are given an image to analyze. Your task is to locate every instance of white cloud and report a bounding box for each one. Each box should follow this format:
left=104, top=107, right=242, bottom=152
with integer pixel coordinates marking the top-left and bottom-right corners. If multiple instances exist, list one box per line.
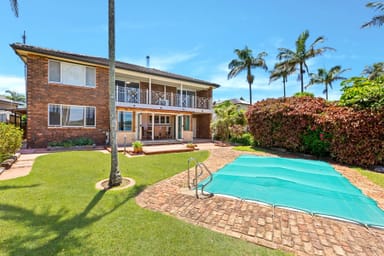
left=0, top=75, right=25, bottom=94
left=121, top=49, right=200, bottom=71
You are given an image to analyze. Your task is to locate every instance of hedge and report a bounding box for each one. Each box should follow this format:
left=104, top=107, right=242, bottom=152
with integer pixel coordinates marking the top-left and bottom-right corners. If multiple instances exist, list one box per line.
left=246, top=97, right=384, bottom=167
left=0, top=123, right=23, bottom=162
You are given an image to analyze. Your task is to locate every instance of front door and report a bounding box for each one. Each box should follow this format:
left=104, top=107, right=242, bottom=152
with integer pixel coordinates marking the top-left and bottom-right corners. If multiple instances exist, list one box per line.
left=176, top=115, right=183, bottom=140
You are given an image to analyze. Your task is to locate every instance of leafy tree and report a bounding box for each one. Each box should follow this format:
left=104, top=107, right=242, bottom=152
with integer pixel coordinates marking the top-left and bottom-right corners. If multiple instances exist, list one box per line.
left=306, top=65, right=349, bottom=100
left=361, top=62, right=384, bottom=80
left=9, top=0, right=18, bottom=17
left=269, top=62, right=296, bottom=99
left=362, top=1, right=384, bottom=28
left=5, top=90, right=25, bottom=103
left=108, top=0, right=122, bottom=187
left=277, top=30, right=334, bottom=93
left=228, top=46, right=268, bottom=105
left=0, top=123, right=23, bottom=162
left=339, top=76, right=384, bottom=110
left=211, top=101, right=246, bottom=142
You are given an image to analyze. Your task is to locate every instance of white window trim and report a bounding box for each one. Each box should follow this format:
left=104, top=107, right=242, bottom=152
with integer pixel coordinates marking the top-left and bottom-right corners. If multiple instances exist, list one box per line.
left=48, top=103, right=96, bottom=128
left=48, top=60, right=96, bottom=88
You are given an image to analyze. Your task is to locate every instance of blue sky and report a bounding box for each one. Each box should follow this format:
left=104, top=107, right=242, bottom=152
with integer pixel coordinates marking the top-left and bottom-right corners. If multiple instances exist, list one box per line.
left=0, top=0, right=383, bottom=102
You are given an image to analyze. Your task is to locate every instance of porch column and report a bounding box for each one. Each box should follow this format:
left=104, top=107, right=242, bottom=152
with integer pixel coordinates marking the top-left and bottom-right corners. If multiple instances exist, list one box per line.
left=151, top=112, right=154, bottom=140
left=149, top=77, right=152, bottom=105
left=180, top=83, right=183, bottom=107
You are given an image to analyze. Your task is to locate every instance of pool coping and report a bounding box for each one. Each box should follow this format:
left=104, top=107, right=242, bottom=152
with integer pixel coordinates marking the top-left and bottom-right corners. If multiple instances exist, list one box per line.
left=136, top=145, right=384, bottom=256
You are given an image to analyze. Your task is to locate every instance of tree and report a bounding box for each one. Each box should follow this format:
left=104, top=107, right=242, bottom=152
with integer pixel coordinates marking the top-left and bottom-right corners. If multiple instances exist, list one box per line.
left=211, top=100, right=246, bottom=142
left=108, top=0, right=122, bottom=187
left=228, top=46, right=268, bottom=105
left=306, top=66, right=349, bottom=100
left=361, top=62, right=384, bottom=79
left=9, top=0, right=18, bottom=17
left=277, top=30, right=334, bottom=93
left=362, top=1, right=384, bottom=28
left=269, top=62, right=296, bottom=99
left=5, top=90, right=25, bottom=102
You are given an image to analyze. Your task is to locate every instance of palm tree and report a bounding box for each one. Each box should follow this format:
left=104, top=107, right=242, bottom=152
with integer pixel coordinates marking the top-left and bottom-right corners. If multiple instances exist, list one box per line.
left=108, top=0, right=122, bottom=187
left=306, top=65, right=349, bottom=100
left=361, top=62, right=384, bottom=79
left=228, top=46, right=268, bottom=105
left=5, top=90, right=25, bottom=102
left=277, top=30, right=334, bottom=93
left=269, top=62, right=296, bottom=99
left=362, top=1, right=384, bottom=28
left=9, top=0, right=18, bottom=17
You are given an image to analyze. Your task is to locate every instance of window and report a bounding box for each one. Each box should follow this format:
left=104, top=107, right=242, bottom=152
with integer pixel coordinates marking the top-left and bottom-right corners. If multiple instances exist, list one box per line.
left=48, top=60, right=61, bottom=82
left=48, top=60, right=96, bottom=87
left=118, top=111, right=132, bottom=131
left=184, top=116, right=190, bottom=131
left=48, top=104, right=95, bottom=127
left=48, top=104, right=61, bottom=126
left=150, top=115, right=170, bottom=125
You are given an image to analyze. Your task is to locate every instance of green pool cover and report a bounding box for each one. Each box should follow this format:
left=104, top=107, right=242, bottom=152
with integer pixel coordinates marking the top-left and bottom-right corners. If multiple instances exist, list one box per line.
left=200, top=155, right=384, bottom=228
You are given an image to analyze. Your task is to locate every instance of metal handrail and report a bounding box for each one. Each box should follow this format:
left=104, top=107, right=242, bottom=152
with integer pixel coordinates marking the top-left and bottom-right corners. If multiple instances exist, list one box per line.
left=187, top=157, right=213, bottom=198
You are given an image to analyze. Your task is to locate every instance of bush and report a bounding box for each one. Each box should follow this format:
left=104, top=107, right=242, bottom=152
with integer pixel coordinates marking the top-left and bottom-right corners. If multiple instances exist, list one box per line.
left=302, top=126, right=331, bottom=157
left=293, top=92, right=315, bottom=98
left=230, top=132, right=254, bottom=146
left=247, top=96, right=384, bottom=167
left=0, top=123, right=23, bottom=162
left=339, top=76, right=384, bottom=110
left=48, top=137, right=94, bottom=148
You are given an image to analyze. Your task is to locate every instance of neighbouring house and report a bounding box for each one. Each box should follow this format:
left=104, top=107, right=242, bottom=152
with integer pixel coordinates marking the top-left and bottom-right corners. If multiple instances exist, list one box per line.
left=11, top=43, right=220, bottom=148
left=0, top=96, right=25, bottom=129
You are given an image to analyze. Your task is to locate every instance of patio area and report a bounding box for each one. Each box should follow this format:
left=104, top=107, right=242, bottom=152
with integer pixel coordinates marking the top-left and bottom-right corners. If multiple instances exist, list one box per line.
left=136, top=145, right=384, bottom=256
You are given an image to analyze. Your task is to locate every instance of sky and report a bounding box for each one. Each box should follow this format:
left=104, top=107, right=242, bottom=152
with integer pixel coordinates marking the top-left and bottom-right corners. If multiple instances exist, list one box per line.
left=0, top=0, right=383, bottom=102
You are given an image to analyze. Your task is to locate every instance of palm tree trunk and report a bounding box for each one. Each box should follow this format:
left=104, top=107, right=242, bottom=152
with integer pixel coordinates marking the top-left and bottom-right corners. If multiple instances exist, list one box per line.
left=283, top=79, right=286, bottom=99
left=248, top=81, right=252, bottom=105
left=108, top=0, right=122, bottom=187
left=325, top=84, right=328, bottom=101
left=299, top=63, right=304, bottom=93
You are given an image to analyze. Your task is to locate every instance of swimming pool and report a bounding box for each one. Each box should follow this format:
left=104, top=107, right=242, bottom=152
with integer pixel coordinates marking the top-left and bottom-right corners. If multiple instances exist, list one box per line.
left=200, top=155, right=384, bottom=228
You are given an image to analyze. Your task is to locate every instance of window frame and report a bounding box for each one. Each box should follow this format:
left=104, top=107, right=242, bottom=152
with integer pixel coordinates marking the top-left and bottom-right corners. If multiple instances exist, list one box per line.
left=48, top=60, right=96, bottom=88
left=48, top=103, right=96, bottom=128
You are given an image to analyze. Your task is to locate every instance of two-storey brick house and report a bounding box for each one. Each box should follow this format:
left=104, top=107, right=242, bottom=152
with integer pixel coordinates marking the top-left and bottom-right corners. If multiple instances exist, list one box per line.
left=11, top=43, right=219, bottom=148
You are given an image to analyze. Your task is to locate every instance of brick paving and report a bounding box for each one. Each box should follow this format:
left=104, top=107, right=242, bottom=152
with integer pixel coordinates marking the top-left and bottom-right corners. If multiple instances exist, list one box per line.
left=136, top=145, right=384, bottom=256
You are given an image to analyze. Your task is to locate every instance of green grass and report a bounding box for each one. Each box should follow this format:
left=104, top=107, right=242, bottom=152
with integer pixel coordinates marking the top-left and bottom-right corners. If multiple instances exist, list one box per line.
left=355, top=167, right=384, bottom=189
left=0, top=151, right=287, bottom=256
left=233, top=145, right=269, bottom=153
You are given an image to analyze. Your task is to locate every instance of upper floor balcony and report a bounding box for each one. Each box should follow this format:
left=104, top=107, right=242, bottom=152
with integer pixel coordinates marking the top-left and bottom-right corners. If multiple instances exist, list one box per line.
left=116, top=86, right=212, bottom=113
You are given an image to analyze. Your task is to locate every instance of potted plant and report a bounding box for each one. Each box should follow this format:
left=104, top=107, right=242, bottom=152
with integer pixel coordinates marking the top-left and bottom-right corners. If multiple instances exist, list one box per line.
left=132, top=141, right=143, bottom=154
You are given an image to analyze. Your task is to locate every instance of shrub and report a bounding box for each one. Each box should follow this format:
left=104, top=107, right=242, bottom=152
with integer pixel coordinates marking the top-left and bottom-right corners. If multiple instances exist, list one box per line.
left=0, top=123, right=23, bottom=162
left=293, top=92, right=315, bottom=98
left=230, top=132, right=254, bottom=146
left=302, top=126, right=331, bottom=157
left=48, top=137, right=94, bottom=148
left=247, top=96, right=383, bottom=167
left=339, top=76, right=384, bottom=110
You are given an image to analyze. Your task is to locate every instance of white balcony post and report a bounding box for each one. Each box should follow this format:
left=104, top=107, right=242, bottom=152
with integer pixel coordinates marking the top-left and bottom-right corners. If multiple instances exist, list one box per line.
left=149, top=77, right=152, bottom=105
left=151, top=112, right=155, bottom=140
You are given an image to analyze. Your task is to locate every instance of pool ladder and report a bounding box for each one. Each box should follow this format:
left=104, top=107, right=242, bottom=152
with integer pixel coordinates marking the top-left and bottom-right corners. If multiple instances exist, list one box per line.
left=187, top=158, right=213, bottom=198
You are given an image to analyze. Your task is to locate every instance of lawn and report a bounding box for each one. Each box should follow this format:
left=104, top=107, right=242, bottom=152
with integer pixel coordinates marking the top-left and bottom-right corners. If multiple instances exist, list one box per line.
left=0, top=151, right=287, bottom=256
left=356, top=167, right=384, bottom=189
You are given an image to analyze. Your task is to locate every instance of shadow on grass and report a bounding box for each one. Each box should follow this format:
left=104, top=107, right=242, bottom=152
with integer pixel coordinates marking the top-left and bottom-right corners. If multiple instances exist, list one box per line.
left=0, top=184, right=41, bottom=191
left=0, top=184, right=146, bottom=256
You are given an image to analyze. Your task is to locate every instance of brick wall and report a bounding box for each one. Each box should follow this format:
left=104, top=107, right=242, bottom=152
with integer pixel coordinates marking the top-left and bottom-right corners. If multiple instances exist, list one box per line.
left=26, top=54, right=110, bottom=148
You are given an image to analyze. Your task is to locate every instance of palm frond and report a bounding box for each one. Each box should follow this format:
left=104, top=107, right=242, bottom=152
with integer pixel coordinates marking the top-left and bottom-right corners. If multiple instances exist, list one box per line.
left=9, top=0, right=18, bottom=17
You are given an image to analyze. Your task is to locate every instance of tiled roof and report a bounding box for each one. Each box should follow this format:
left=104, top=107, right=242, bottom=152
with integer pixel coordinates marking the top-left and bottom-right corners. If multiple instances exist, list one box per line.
left=10, top=43, right=220, bottom=88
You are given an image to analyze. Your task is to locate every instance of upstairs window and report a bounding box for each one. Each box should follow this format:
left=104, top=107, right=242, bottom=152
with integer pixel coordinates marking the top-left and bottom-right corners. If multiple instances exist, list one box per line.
left=48, top=60, right=96, bottom=87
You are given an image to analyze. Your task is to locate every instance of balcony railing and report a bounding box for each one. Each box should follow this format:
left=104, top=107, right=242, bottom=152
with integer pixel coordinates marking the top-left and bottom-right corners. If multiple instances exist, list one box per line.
left=116, top=86, right=212, bottom=110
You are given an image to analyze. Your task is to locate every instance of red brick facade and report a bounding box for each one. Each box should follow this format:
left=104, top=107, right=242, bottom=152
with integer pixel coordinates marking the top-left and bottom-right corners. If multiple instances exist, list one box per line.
left=26, top=54, right=109, bottom=148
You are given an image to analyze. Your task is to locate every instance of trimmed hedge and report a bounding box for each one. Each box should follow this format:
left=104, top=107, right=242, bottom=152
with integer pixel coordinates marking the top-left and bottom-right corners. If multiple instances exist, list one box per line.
left=246, top=97, right=384, bottom=167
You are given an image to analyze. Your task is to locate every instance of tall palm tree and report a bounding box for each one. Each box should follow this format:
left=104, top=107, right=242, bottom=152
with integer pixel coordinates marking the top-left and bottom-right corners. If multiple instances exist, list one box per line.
left=108, top=0, right=122, bottom=187
left=9, top=0, right=18, bottom=17
left=361, top=62, right=384, bottom=79
left=306, top=65, right=349, bottom=100
left=228, top=46, right=268, bottom=105
left=269, top=62, right=296, bottom=99
left=277, top=30, right=334, bottom=93
left=362, top=1, right=384, bottom=28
